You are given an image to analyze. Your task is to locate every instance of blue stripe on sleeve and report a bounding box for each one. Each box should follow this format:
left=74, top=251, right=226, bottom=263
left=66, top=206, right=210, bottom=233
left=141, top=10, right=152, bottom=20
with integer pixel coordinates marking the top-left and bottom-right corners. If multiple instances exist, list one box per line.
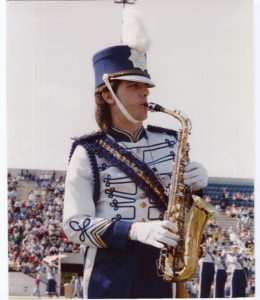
left=100, top=221, right=132, bottom=250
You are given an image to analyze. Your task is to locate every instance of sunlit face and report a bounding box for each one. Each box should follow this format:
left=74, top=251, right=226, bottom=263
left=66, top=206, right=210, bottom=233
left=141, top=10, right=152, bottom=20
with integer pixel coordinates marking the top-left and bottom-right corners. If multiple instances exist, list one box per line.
left=232, top=246, right=239, bottom=253
left=114, top=80, right=150, bottom=122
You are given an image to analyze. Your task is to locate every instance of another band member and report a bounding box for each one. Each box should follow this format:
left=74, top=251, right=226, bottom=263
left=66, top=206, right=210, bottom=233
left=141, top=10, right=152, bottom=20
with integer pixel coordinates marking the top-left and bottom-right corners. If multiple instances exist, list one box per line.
left=198, top=245, right=215, bottom=298
left=214, top=248, right=227, bottom=298
left=226, top=244, right=248, bottom=297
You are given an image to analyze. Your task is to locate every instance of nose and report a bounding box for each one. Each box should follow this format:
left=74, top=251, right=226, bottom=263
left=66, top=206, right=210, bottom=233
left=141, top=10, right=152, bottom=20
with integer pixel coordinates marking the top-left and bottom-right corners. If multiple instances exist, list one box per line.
left=140, top=84, right=149, bottom=97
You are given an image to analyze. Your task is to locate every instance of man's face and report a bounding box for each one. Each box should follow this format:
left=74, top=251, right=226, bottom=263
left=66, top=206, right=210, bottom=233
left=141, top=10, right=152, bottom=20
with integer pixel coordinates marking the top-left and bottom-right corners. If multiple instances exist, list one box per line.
left=115, top=80, right=150, bottom=122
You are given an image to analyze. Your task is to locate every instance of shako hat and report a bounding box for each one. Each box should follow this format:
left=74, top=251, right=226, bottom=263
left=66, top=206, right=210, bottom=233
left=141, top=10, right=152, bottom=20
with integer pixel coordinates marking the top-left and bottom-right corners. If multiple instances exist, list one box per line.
left=93, top=45, right=154, bottom=89
left=92, top=6, right=154, bottom=89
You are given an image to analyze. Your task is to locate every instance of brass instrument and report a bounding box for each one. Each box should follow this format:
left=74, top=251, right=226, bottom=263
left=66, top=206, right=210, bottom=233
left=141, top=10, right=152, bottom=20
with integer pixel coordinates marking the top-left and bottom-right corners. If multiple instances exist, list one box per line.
left=146, top=102, right=216, bottom=283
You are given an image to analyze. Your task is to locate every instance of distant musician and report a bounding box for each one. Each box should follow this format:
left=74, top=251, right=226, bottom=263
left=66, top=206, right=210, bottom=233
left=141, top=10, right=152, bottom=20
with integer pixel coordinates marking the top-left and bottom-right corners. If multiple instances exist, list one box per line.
left=214, top=249, right=227, bottom=298
left=226, top=244, right=248, bottom=297
left=198, top=245, right=215, bottom=298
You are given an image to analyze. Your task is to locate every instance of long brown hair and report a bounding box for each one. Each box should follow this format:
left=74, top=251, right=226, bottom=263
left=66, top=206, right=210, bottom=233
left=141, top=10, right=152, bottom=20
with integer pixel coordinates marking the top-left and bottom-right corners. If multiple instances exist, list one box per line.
left=95, top=80, right=120, bottom=131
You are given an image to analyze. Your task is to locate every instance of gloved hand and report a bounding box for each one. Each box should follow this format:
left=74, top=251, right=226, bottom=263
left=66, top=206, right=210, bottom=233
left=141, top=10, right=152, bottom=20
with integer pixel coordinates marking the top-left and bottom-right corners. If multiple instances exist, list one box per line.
left=129, top=220, right=179, bottom=249
left=184, top=161, right=208, bottom=191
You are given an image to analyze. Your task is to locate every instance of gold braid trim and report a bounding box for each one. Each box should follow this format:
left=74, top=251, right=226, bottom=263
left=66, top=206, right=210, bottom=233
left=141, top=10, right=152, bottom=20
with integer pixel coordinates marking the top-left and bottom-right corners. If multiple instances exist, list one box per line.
left=109, top=69, right=150, bottom=78
left=92, top=220, right=112, bottom=248
left=98, top=140, right=167, bottom=207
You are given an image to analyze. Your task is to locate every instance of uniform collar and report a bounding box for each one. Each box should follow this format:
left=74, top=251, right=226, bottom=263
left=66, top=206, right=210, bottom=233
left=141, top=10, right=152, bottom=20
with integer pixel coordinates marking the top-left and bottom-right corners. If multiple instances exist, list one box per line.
left=107, top=126, right=147, bottom=143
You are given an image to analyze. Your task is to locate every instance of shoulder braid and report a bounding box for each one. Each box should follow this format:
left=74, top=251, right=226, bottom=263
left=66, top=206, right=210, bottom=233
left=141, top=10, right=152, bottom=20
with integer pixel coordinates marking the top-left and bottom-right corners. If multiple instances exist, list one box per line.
left=68, top=130, right=105, bottom=203
left=147, top=125, right=178, bottom=138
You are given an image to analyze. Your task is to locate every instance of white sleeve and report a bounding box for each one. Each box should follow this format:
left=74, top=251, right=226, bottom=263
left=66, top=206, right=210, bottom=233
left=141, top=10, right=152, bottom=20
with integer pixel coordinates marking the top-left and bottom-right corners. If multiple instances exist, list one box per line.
left=63, top=144, right=132, bottom=249
left=63, top=145, right=108, bottom=247
left=63, top=145, right=95, bottom=221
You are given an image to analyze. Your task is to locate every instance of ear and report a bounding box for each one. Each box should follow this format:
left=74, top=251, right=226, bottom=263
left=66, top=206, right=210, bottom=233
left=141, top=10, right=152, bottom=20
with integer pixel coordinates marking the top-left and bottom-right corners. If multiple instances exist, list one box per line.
left=102, top=91, right=115, bottom=104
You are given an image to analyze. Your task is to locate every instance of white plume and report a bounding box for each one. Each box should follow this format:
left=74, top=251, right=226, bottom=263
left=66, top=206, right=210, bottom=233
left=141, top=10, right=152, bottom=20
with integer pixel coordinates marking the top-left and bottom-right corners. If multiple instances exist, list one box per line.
left=121, top=6, right=151, bottom=53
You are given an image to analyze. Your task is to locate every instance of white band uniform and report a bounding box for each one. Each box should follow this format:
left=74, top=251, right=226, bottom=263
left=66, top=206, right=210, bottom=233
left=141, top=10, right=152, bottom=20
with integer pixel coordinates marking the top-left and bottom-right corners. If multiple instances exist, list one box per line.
left=63, top=127, right=178, bottom=298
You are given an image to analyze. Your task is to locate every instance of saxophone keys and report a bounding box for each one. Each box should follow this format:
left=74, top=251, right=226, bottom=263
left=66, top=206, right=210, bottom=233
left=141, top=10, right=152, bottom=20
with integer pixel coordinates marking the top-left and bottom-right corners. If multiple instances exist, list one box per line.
left=176, top=203, right=182, bottom=211
left=160, top=247, right=169, bottom=255
left=183, top=145, right=190, bottom=151
left=177, top=182, right=185, bottom=188
left=169, top=207, right=178, bottom=215
left=175, top=212, right=181, bottom=219
left=176, top=191, right=184, bottom=196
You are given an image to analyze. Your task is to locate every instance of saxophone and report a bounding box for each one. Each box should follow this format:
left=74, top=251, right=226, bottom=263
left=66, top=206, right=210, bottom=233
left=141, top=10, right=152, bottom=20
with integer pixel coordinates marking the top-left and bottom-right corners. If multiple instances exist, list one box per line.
left=146, top=102, right=216, bottom=283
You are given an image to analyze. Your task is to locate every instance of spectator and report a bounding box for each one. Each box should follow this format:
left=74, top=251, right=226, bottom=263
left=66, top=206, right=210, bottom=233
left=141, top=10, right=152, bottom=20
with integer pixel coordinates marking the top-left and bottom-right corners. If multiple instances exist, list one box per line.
left=32, top=274, right=41, bottom=298
left=72, top=275, right=81, bottom=298
left=46, top=266, right=59, bottom=298
left=204, top=195, right=212, bottom=203
left=185, top=280, right=193, bottom=298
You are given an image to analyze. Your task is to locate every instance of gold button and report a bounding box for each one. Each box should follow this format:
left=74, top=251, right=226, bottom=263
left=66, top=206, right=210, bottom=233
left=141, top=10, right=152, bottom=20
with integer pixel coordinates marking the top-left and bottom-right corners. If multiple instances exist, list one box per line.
left=140, top=202, right=147, bottom=208
left=140, top=192, right=146, bottom=199
left=139, top=217, right=146, bottom=222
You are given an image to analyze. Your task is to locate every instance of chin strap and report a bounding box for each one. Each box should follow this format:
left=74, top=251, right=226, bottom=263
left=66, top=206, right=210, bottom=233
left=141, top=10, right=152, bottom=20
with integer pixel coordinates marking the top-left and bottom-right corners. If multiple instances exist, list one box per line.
left=102, top=73, right=141, bottom=124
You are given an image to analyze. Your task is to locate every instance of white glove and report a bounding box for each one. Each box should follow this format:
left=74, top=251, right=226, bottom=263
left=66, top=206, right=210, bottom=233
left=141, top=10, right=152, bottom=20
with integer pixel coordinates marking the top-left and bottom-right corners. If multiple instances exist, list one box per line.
left=184, top=161, right=208, bottom=191
left=129, top=220, right=179, bottom=249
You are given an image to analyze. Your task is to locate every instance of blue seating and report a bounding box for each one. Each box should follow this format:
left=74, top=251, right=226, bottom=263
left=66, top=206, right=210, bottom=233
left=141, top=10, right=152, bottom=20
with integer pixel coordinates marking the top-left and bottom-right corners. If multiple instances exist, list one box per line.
left=205, top=180, right=254, bottom=207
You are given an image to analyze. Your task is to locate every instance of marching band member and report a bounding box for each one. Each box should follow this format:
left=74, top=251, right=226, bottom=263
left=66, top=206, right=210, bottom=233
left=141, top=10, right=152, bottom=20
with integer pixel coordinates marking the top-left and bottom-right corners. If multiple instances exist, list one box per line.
left=213, top=248, right=227, bottom=298
left=198, top=242, right=215, bottom=298
left=226, top=244, right=248, bottom=297
left=63, top=6, right=208, bottom=299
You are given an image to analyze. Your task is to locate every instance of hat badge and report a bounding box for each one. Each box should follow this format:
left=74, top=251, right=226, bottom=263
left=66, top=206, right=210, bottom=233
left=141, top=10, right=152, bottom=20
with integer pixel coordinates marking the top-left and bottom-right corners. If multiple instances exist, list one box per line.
left=128, top=48, right=147, bottom=71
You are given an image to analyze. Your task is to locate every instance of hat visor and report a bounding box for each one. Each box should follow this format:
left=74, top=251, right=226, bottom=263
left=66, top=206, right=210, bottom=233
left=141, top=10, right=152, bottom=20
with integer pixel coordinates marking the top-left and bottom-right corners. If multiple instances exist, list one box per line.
left=111, top=75, right=155, bottom=87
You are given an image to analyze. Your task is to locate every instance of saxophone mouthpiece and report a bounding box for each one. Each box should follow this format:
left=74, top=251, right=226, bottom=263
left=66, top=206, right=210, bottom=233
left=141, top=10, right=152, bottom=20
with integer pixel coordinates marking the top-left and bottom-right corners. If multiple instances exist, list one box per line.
left=146, top=102, right=163, bottom=112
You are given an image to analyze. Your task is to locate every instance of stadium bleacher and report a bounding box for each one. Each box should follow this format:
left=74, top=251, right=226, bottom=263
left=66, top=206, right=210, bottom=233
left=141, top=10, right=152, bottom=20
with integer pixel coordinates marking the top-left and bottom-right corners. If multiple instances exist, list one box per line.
left=204, top=179, right=254, bottom=207
left=7, top=169, right=255, bottom=297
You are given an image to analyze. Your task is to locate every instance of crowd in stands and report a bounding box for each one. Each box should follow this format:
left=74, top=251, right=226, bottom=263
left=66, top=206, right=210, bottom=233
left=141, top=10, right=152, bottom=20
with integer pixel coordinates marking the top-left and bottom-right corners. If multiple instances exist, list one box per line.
left=204, top=187, right=254, bottom=206
left=185, top=187, right=255, bottom=298
left=203, top=186, right=254, bottom=263
left=183, top=223, right=255, bottom=297
left=8, top=170, right=255, bottom=297
left=8, top=170, right=80, bottom=274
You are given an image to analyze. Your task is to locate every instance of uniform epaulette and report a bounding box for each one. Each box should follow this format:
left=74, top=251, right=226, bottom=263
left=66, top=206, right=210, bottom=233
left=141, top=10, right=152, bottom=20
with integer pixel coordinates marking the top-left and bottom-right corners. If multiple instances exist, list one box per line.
left=71, top=130, right=105, bottom=143
left=69, top=131, right=104, bottom=203
left=69, top=130, right=105, bottom=163
left=147, top=125, right=178, bottom=138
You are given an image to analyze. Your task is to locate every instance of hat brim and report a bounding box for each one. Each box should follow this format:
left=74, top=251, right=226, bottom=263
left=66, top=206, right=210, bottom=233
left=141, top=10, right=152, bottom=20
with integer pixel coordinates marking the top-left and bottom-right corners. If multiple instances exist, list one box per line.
left=111, top=75, right=155, bottom=88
